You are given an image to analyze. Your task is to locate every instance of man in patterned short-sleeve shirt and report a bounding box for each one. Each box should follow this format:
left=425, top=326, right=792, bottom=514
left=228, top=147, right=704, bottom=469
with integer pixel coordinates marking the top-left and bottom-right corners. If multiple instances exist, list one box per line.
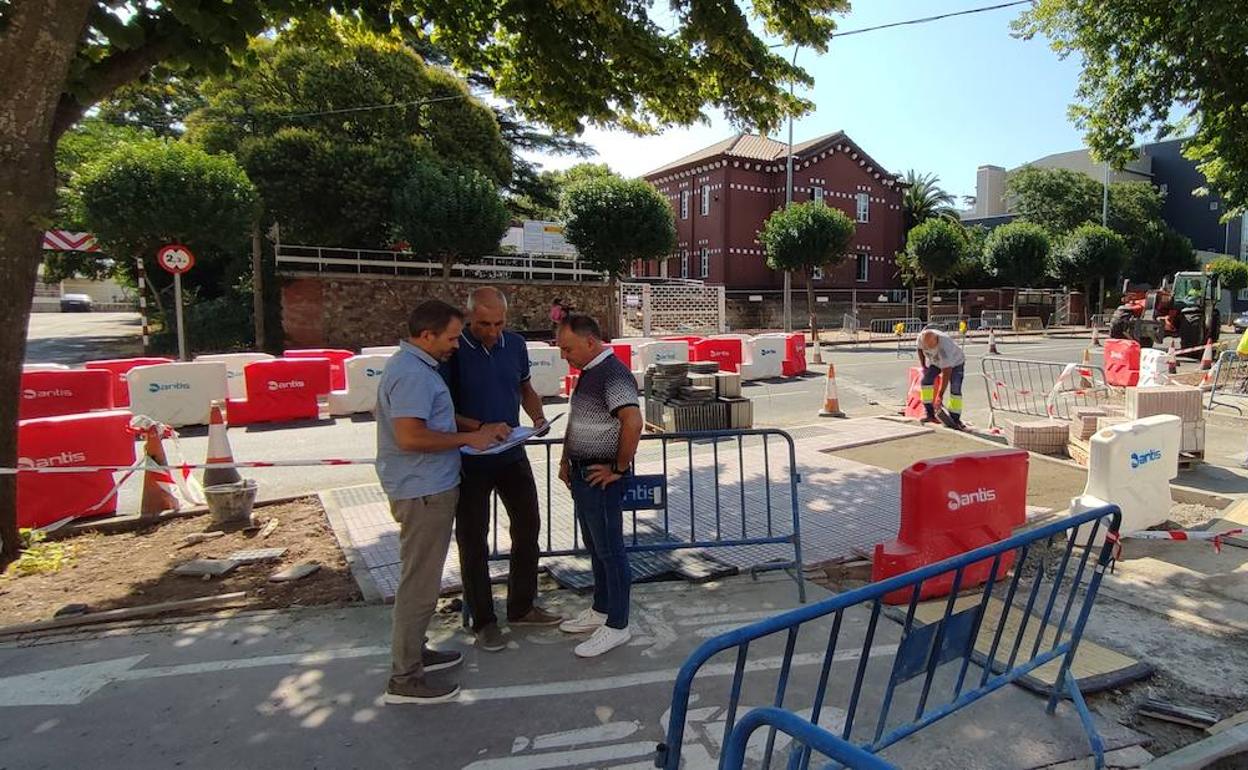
left=554, top=314, right=643, bottom=658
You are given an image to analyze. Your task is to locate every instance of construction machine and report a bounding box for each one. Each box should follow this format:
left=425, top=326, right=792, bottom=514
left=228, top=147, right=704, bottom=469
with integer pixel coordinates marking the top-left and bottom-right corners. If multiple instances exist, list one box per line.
left=1108, top=270, right=1221, bottom=353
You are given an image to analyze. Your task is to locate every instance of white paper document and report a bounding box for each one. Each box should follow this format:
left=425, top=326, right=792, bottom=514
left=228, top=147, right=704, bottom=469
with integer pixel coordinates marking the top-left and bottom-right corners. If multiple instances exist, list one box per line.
left=460, top=414, right=562, bottom=456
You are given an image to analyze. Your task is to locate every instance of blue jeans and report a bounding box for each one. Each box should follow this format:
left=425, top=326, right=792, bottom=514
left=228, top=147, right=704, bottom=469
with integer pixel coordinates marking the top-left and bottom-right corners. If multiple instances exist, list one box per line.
left=570, top=463, right=631, bottom=629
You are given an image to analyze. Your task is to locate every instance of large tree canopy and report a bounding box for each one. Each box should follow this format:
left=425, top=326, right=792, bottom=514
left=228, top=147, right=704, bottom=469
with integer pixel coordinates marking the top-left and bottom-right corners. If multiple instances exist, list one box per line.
left=0, top=0, right=852, bottom=565
left=1016, top=0, right=1248, bottom=213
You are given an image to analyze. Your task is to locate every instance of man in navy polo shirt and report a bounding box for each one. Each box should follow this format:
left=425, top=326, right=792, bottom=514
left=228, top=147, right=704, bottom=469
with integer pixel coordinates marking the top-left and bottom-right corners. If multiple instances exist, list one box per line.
left=446, top=287, right=562, bottom=651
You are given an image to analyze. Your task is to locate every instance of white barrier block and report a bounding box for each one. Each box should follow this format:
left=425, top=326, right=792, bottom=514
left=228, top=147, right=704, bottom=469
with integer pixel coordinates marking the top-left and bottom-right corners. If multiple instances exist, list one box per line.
left=328, top=354, right=389, bottom=415
left=23, top=363, right=70, bottom=372
left=524, top=341, right=550, bottom=349
left=1138, top=348, right=1170, bottom=387
left=127, top=362, right=228, bottom=427
left=194, top=353, right=276, bottom=400
left=742, top=337, right=784, bottom=379
left=361, top=345, right=399, bottom=356
left=528, top=346, right=569, bottom=397
left=636, top=341, right=689, bottom=369
left=1070, top=414, right=1181, bottom=541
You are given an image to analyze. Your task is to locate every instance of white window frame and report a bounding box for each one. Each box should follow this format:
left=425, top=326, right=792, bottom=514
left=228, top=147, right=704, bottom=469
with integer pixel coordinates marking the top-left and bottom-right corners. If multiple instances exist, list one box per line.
left=700, top=247, right=709, bottom=278
left=812, top=265, right=824, bottom=280
left=856, top=192, right=870, bottom=223
left=680, top=190, right=690, bottom=219
left=680, top=248, right=689, bottom=278
left=856, top=253, right=869, bottom=282
left=700, top=184, right=710, bottom=216
left=812, top=186, right=824, bottom=204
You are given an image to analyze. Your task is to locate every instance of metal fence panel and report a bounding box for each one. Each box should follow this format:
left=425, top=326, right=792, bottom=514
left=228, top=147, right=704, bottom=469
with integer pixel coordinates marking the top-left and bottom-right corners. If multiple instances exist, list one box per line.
left=659, top=506, right=1123, bottom=770
left=980, top=310, right=1014, bottom=330
left=1207, top=351, right=1248, bottom=415
left=868, top=317, right=923, bottom=337
left=982, top=357, right=1118, bottom=428
left=486, top=429, right=806, bottom=602
left=619, top=282, right=725, bottom=337
left=927, top=314, right=969, bottom=332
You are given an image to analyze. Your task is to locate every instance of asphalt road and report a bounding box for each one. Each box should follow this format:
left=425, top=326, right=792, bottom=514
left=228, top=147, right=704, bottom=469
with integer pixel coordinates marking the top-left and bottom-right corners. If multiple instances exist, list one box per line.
left=21, top=313, right=1246, bottom=511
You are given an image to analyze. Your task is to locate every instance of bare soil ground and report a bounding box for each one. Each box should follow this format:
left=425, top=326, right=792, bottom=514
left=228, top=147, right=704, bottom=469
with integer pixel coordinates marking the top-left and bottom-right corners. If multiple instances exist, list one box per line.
left=0, top=498, right=360, bottom=627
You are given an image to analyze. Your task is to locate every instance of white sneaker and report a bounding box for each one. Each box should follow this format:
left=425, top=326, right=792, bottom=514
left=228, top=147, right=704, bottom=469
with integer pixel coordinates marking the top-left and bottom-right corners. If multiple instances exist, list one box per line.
left=559, top=608, right=606, bottom=634
left=574, top=625, right=631, bottom=658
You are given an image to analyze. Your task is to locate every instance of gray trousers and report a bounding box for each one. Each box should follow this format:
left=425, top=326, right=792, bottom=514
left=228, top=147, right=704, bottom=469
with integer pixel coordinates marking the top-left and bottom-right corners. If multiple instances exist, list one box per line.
left=389, top=487, right=459, bottom=684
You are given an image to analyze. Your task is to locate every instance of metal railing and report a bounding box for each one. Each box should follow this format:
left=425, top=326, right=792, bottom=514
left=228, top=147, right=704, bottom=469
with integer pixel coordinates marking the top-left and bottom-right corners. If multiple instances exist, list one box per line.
left=980, top=310, right=1014, bottom=330
left=927, top=314, right=969, bottom=332
left=868, top=317, right=924, bottom=337
left=842, top=313, right=860, bottom=343
left=1207, top=351, right=1248, bottom=415
left=660, top=506, right=1123, bottom=770
left=275, top=244, right=608, bottom=282
left=982, top=357, right=1118, bottom=428
left=484, top=429, right=807, bottom=603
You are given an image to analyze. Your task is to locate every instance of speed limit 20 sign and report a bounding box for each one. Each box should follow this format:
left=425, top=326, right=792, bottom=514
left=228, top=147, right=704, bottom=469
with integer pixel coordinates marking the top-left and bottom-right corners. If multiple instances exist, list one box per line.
left=156, top=244, right=196, bottom=275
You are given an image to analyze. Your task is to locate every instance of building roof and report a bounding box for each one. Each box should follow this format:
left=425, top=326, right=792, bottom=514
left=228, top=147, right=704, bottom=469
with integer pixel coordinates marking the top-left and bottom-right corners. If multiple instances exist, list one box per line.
left=644, top=131, right=901, bottom=183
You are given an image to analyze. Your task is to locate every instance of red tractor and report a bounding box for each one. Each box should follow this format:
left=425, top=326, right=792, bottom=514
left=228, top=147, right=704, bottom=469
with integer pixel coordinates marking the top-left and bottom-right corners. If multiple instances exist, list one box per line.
left=1108, top=270, right=1221, bottom=354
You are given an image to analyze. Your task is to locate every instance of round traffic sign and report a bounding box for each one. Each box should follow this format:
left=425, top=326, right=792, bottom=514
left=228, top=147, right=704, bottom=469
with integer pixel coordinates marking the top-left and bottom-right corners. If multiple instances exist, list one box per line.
left=156, top=244, right=196, bottom=275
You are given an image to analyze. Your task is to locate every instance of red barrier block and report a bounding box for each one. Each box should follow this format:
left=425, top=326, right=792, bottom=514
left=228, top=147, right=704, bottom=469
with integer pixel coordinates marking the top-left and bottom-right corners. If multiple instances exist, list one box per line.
left=20, top=369, right=114, bottom=419
left=285, top=348, right=354, bottom=391
left=1102, top=339, right=1141, bottom=387
left=691, top=338, right=743, bottom=373
left=781, top=333, right=807, bottom=377
left=85, top=357, right=174, bottom=407
left=903, top=366, right=942, bottom=419
left=17, top=410, right=136, bottom=528
left=872, top=449, right=1029, bottom=604
left=608, top=342, right=633, bottom=370
left=226, top=358, right=333, bottom=425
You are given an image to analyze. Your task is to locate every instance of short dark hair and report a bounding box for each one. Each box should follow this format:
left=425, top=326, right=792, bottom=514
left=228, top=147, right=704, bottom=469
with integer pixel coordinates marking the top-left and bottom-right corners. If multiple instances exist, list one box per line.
left=408, top=300, right=464, bottom=337
left=560, top=314, right=601, bottom=340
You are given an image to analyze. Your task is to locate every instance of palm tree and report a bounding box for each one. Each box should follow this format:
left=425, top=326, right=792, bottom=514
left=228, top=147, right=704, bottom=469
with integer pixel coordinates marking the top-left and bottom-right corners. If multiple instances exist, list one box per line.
left=902, top=170, right=958, bottom=233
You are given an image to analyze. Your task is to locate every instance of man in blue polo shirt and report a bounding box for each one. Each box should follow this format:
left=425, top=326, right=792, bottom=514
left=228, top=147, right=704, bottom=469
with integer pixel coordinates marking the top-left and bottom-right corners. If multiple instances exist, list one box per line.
left=446, top=287, right=562, bottom=652
left=377, top=300, right=508, bottom=705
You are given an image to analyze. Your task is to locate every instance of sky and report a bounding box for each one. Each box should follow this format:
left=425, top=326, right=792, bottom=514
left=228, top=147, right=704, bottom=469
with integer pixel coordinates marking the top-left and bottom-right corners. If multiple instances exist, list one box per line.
left=522, top=0, right=1090, bottom=202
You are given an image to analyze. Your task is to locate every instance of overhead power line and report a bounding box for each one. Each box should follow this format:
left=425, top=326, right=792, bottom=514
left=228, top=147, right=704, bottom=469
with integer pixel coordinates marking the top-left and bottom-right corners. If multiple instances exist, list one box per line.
left=829, top=1, right=1032, bottom=39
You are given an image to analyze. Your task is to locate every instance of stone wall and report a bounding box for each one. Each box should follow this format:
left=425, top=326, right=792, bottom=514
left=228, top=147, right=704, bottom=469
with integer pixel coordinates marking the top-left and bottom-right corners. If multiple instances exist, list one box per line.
left=280, top=273, right=614, bottom=349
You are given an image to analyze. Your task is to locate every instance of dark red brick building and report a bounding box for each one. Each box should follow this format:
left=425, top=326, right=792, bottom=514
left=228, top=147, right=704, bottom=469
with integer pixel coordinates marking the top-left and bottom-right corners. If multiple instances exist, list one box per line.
left=639, top=132, right=907, bottom=290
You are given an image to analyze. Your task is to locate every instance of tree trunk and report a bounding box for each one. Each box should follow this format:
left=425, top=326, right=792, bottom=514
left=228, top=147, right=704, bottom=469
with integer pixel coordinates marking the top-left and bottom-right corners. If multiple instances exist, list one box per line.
left=926, top=276, right=934, bottom=321
left=251, top=226, right=266, bottom=350
left=805, top=269, right=821, bottom=363
left=607, top=275, right=619, bottom=340
left=1, top=0, right=96, bottom=567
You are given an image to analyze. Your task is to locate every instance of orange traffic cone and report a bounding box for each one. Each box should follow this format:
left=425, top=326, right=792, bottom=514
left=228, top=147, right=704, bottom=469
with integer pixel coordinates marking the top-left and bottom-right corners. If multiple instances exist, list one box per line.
left=818, top=363, right=846, bottom=418
left=1199, top=339, right=1214, bottom=371
left=987, top=328, right=1000, bottom=355
left=140, top=427, right=179, bottom=517
left=204, top=401, right=242, bottom=487
left=1090, top=326, right=1101, bottom=348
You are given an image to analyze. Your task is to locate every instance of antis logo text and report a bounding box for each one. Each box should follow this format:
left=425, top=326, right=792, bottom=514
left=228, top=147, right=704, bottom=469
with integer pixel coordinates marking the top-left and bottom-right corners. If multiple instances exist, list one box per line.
left=1130, top=449, right=1163, bottom=469
left=947, top=487, right=997, bottom=511
left=148, top=382, right=191, bottom=394
left=23, top=388, right=72, bottom=399
left=18, top=451, right=87, bottom=469
left=268, top=379, right=306, bottom=391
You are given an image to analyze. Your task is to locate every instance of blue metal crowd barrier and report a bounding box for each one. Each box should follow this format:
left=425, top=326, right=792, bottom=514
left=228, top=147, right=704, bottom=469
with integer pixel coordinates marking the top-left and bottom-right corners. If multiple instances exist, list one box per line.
left=722, top=708, right=897, bottom=770
left=657, top=505, right=1122, bottom=770
left=483, top=428, right=807, bottom=602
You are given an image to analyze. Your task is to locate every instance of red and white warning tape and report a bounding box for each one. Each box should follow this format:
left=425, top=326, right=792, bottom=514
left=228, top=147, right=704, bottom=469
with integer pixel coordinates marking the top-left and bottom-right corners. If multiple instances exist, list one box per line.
left=1109, top=527, right=1245, bottom=558
left=0, top=458, right=376, bottom=475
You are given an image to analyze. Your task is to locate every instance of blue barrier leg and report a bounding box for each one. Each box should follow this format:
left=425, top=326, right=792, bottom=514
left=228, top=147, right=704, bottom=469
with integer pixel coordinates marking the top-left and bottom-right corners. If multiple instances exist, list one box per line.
left=1062, top=669, right=1105, bottom=770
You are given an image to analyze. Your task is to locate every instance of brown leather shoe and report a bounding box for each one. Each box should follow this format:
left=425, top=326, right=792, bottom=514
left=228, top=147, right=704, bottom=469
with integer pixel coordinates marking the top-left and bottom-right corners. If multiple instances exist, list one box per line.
left=421, top=647, right=463, bottom=672
left=509, top=606, right=564, bottom=627
left=475, top=623, right=507, bottom=652
left=383, top=677, right=460, bottom=705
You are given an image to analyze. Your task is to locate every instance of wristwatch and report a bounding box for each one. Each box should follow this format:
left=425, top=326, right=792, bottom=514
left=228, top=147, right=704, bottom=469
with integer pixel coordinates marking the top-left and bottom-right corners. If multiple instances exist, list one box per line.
left=611, top=463, right=627, bottom=476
